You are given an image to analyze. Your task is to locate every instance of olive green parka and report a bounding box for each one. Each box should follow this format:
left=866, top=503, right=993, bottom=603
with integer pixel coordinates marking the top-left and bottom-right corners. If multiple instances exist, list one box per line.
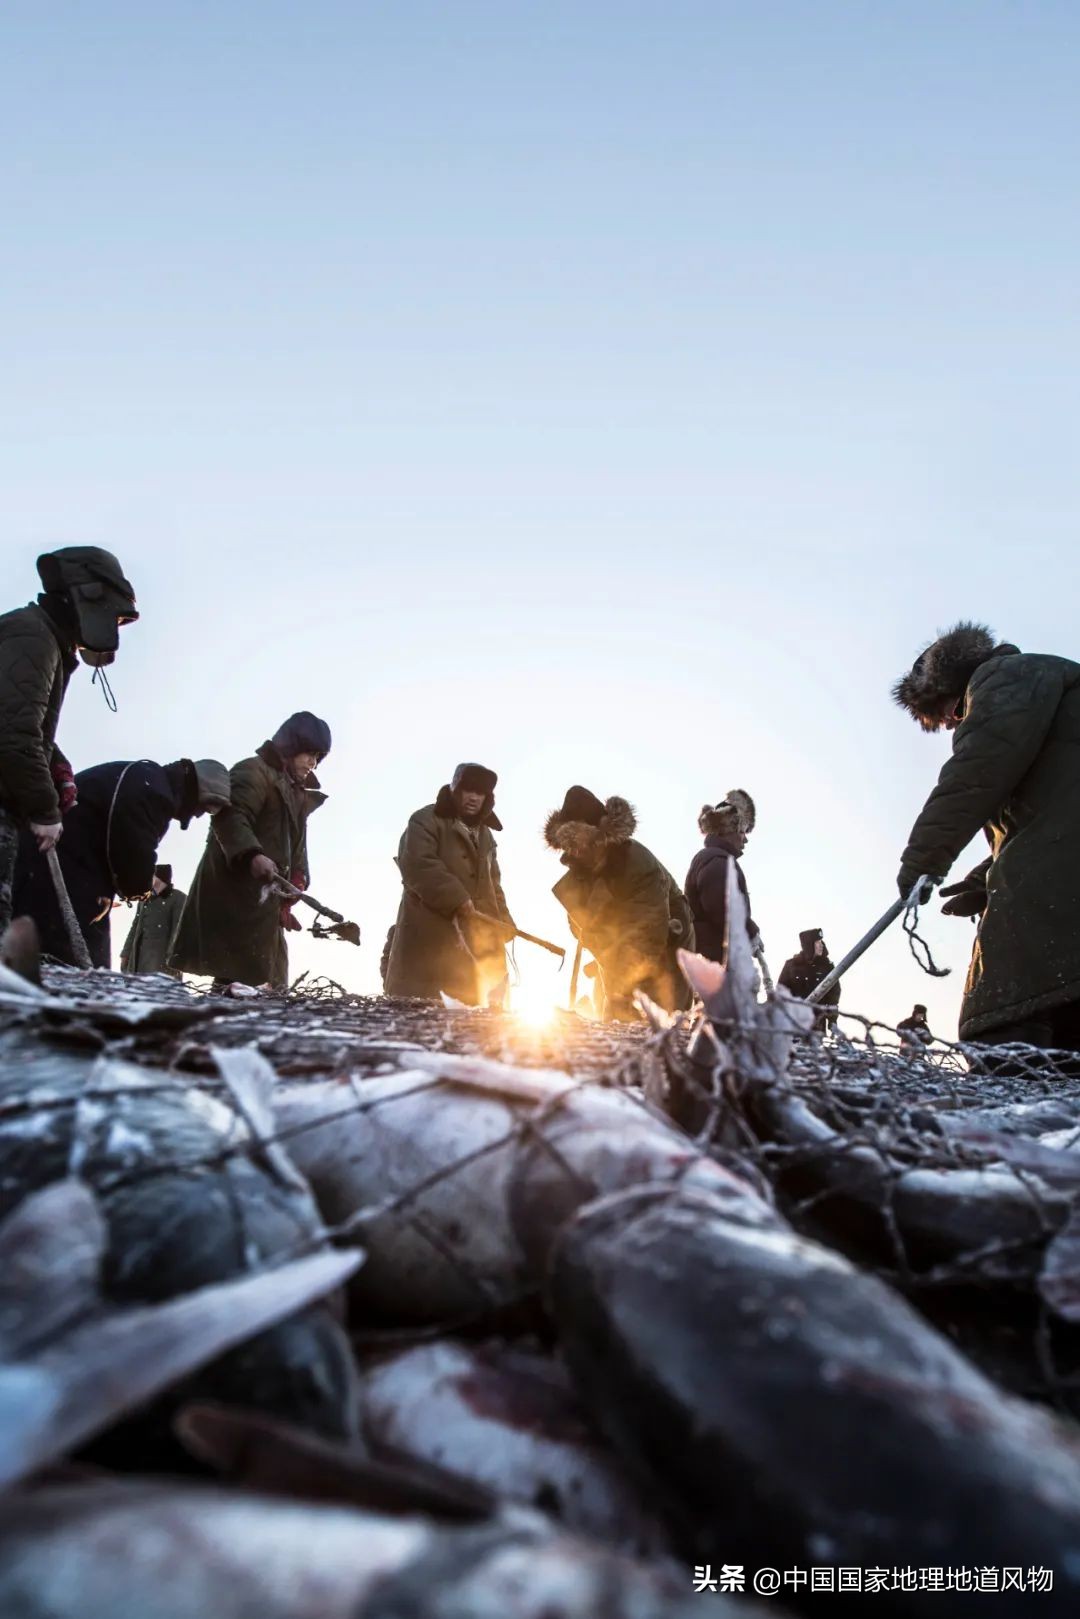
left=120, top=885, right=187, bottom=976
left=547, top=797, right=694, bottom=1021
left=897, top=631, right=1080, bottom=1040
left=384, top=787, right=513, bottom=1004
left=0, top=602, right=76, bottom=825
left=169, top=743, right=325, bottom=989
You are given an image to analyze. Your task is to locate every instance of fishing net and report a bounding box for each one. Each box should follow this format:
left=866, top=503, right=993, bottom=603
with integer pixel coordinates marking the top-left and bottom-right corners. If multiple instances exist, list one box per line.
left=7, top=964, right=1080, bottom=1407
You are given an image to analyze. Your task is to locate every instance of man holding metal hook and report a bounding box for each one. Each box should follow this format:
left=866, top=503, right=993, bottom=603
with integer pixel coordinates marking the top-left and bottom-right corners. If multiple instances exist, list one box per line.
left=0, top=547, right=138, bottom=936
left=894, top=621, right=1080, bottom=1051
left=170, top=712, right=331, bottom=990
left=384, top=762, right=516, bottom=1006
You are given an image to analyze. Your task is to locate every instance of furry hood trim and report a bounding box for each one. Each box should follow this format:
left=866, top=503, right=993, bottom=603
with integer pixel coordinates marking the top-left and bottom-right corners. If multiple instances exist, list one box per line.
left=893, top=622, right=1019, bottom=731
left=698, top=788, right=756, bottom=839
left=544, top=794, right=637, bottom=856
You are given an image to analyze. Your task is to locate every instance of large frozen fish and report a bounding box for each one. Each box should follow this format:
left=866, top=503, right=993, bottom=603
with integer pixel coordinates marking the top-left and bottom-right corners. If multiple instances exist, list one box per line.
left=274, top=1053, right=759, bottom=1323
left=0, top=1036, right=360, bottom=1441
left=360, top=1338, right=672, bottom=1554
left=550, top=1181, right=1080, bottom=1616
left=0, top=1180, right=361, bottom=1488
left=0, top=1478, right=741, bottom=1619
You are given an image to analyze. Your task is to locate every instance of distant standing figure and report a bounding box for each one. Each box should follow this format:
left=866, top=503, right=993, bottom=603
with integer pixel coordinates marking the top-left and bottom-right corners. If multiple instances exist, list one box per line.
left=14, top=758, right=229, bottom=968
left=384, top=763, right=514, bottom=1006
left=684, top=790, right=762, bottom=965
left=778, top=928, right=840, bottom=1030
left=897, top=1003, right=933, bottom=1054
left=170, top=712, right=331, bottom=991
left=545, top=786, right=694, bottom=1022
left=120, top=865, right=187, bottom=977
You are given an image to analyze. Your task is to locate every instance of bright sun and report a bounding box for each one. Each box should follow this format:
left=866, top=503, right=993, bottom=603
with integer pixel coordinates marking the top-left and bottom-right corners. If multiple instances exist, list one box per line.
left=514, top=982, right=561, bottom=1028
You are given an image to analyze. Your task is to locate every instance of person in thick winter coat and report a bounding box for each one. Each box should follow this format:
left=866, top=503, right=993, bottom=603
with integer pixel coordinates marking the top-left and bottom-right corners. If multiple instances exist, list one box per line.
left=384, top=764, right=514, bottom=1006
left=684, top=790, right=761, bottom=965
left=546, top=786, right=694, bottom=1022
left=120, top=865, right=188, bottom=976
left=0, top=547, right=137, bottom=932
left=170, top=713, right=331, bottom=991
left=14, top=758, right=229, bottom=968
left=897, top=1003, right=933, bottom=1053
left=895, top=621, right=1080, bottom=1048
left=778, top=929, right=841, bottom=1030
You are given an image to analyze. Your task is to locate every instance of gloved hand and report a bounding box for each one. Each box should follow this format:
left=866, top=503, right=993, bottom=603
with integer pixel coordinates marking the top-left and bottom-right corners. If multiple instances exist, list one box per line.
left=583, top=960, right=599, bottom=980
left=281, top=908, right=303, bottom=933
left=939, top=880, right=987, bottom=919
left=750, top=931, right=765, bottom=956
left=51, top=760, right=77, bottom=814
left=30, top=820, right=63, bottom=853
left=897, top=869, right=935, bottom=904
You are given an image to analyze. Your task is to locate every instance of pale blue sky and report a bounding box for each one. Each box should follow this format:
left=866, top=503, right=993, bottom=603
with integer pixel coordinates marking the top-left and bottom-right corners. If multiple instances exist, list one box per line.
left=3, top=3, right=1078, bottom=1032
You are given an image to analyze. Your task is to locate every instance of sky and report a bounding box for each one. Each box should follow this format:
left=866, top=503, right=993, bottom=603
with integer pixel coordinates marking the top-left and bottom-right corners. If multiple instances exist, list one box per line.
left=3, top=2, right=1078, bottom=1035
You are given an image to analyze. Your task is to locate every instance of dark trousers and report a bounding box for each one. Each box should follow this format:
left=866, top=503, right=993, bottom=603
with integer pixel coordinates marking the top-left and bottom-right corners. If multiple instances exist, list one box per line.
left=969, top=1002, right=1080, bottom=1078
left=0, top=806, right=18, bottom=935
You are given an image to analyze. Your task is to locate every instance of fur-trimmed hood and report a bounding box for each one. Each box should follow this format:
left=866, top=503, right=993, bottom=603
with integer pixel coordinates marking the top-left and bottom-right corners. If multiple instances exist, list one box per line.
left=434, top=782, right=502, bottom=832
left=544, top=794, right=636, bottom=862
left=893, top=622, right=1020, bottom=731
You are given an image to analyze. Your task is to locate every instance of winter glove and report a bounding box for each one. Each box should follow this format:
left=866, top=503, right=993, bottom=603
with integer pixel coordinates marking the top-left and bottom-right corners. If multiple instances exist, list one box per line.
left=939, top=880, right=987, bottom=919
left=280, top=870, right=307, bottom=932
left=51, top=759, right=77, bottom=814
left=897, top=869, right=935, bottom=904
left=30, top=821, right=63, bottom=853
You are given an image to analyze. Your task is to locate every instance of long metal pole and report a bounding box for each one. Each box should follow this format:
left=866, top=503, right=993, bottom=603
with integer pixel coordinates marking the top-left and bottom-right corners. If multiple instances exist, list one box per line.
left=45, top=847, right=93, bottom=970
left=807, top=876, right=932, bottom=1005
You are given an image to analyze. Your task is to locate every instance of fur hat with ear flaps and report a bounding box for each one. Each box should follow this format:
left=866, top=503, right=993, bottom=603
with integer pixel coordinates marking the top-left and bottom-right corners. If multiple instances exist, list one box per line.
left=698, top=789, right=756, bottom=840
left=893, top=622, right=1018, bottom=732
left=544, top=786, right=637, bottom=860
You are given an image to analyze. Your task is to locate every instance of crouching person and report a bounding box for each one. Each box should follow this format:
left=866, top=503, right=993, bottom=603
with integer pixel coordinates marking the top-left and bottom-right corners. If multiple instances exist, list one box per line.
left=545, top=786, right=693, bottom=1021
left=14, top=757, right=229, bottom=968
left=385, top=763, right=514, bottom=1006
left=170, top=713, right=330, bottom=990
left=120, top=865, right=187, bottom=977
left=894, top=622, right=1080, bottom=1051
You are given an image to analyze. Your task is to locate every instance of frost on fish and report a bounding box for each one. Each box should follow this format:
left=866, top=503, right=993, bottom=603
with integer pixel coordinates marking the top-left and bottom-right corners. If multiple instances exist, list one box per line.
left=0, top=1037, right=361, bottom=1444
left=360, top=1339, right=673, bottom=1556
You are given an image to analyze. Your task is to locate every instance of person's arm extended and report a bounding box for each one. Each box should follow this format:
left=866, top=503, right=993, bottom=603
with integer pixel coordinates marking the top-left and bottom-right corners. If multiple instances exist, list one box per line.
left=213, top=760, right=270, bottom=871
left=899, top=656, right=1064, bottom=892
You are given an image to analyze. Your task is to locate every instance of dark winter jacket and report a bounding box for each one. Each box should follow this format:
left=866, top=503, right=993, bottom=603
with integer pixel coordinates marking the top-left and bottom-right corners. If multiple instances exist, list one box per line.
left=897, top=1013, right=932, bottom=1049
left=13, top=759, right=194, bottom=968
left=684, top=834, right=757, bottom=964
left=384, top=787, right=512, bottom=1004
left=778, top=947, right=840, bottom=1010
left=120, top=885, right=187, bottom=975
left=547, top=797, right=694, bottom=1021
left=170, top=742, right=325, bottom=989
left=896, top=628, right=1080, bottom=1040
left=0, top=601, right=77, bottom=824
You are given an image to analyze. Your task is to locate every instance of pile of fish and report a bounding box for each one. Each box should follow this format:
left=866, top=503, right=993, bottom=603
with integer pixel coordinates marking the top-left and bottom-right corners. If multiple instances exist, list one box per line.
left=4, top=877, right=1080, bottom=1617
